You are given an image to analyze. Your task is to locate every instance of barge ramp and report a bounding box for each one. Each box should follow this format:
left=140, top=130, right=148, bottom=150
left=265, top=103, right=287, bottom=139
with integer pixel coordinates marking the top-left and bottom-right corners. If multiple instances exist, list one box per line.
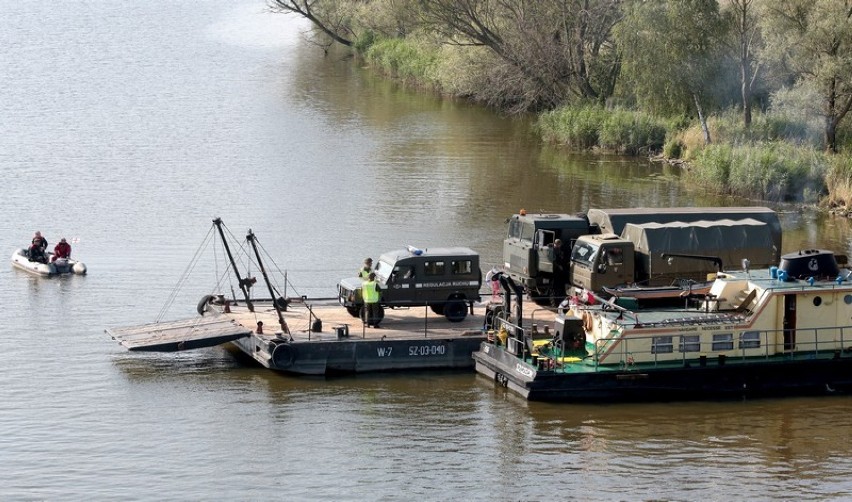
left=108, top=297, right=503, bottom=375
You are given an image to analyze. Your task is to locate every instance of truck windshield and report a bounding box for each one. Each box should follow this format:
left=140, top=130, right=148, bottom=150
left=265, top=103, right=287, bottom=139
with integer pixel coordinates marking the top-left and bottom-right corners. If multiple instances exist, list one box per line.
left=571, top=241, right=599, bottom=266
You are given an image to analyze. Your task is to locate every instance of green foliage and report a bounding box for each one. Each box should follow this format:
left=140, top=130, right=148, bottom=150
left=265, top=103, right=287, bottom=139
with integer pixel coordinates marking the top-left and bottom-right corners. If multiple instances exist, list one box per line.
left=599, top=110, right=666, bottom=155
left=353, top=30, right=377, bottom=52
left=363, top=38, right=439, bottom=84
left=537, top=106, right=606, bottom=149
left=823, top=154, right=852, bottom=207
left=663, top=139, right=684, bottom=159
left=688, top=142, right=827, bottom=202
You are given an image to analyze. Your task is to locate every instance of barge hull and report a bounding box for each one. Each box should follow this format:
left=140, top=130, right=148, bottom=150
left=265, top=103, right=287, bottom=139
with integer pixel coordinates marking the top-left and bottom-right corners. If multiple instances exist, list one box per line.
left=474, top=345, right=852, bottom=402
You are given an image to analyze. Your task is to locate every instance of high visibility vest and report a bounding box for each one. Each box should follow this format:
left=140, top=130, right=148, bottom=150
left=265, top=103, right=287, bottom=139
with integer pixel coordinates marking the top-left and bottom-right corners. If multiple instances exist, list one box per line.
left=359, top=267, right=371, bottom=279
left=362, top=280, right=380, bottom=303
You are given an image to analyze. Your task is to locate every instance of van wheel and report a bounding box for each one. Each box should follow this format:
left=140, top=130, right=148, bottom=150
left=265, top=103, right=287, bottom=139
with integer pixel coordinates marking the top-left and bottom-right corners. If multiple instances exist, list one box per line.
left=444, top=300, right=467, bottom=322
left=346, top=306, right=361, bottom=318
left=430, top=304, right=444, bottom=315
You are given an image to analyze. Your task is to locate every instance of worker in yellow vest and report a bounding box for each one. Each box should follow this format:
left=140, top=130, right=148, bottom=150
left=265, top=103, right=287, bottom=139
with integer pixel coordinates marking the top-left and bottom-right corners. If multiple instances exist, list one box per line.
left=362, top=272, right=382, bottom=328
left=358, top=257, right=373, bottom=279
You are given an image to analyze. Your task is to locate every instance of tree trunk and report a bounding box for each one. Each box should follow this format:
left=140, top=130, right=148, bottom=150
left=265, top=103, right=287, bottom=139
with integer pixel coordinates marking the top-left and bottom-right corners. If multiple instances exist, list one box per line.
left=694, top=94, right=711, bottom=145
left=741, top=64, right=752, bottom=128
left=826, top=116, right=837, bottom=153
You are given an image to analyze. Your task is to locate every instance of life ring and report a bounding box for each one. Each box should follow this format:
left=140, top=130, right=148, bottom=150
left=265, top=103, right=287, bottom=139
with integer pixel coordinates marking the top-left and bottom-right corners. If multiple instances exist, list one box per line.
left=582, top=312, right=594, bottom=332
left=197, top=294, right=215, bottom=316
left=272, top=343, right=297, bottom=369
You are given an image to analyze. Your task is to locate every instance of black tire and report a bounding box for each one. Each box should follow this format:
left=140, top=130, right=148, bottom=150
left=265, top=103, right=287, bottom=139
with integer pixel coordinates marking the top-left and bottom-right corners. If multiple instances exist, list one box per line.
left=530, top=287, right=552, bottom=307
left=444, top=300, right=467, bottom=322
left=430, top=303, right=445, bottom=315
left=271, top=343, right=296, bottom=369
left=346, top=306, right=361, bottom=318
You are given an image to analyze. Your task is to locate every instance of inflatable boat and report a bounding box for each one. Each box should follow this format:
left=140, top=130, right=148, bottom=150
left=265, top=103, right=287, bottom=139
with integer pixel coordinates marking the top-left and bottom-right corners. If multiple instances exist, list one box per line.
left=11, top=248, right=87, bottom=277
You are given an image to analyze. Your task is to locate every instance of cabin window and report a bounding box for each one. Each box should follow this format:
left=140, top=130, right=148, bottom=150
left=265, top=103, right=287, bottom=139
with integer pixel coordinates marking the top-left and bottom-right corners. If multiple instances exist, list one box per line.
left=845, top=294, right=852, bottom=305
left=813, top=296, right=822, bottom=306
left=520, top=222, right=535, bottom=242
left=712, top=333, right=734, bottom=351
left=507, top=219, right=521, bottom=239
left=679, top=334, right=701, bottom=353
left=571, top=242, right=598, bottom=266
left=652, top=336, right=673, bottom=354
left=424, top=261, right=445, bottom=276
left=606, top=247, right=624, bottom=266
left=739, top=331, right=761, bottom=349
left=452, top=260, right=472, bottom=275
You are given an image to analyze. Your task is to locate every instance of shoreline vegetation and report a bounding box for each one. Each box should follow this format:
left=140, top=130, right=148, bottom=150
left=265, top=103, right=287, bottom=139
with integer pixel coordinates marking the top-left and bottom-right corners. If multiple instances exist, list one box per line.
left=272, top=0, right=852, bottom=212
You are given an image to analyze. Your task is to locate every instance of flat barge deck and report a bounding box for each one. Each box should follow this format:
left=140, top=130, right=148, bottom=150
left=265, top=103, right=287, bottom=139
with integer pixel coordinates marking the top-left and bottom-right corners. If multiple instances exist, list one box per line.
left=108, top=298, right=560, bottom=375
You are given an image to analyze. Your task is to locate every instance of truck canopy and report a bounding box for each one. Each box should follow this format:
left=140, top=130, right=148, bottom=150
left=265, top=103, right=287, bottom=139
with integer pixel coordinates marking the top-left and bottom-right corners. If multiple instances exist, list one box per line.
left=622, top=218, right=779, bottom=278
left=589, top=207, right=781, bottom=250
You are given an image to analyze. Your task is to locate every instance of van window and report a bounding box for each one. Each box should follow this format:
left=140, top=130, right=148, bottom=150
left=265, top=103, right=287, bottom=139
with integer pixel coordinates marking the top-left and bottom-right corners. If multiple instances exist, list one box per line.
left=424, top=261, right=445, bottom=276
left=391, top=266, right=414, bottom=281
left=452, top=260, right=472, bottom=275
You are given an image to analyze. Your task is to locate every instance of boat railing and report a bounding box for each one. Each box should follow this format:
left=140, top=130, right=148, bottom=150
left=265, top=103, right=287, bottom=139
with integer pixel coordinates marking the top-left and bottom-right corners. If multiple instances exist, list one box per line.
left=597, top=324, right=852, bottom=370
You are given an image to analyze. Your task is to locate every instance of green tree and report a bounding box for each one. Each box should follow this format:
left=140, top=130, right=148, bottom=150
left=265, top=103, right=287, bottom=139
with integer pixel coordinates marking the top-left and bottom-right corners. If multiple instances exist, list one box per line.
left=616, top=0, right=727, bottom=143
left=721, top=0, right=762, bottom=128
left=760, top=0, right=852, bottom=152
left=417, top=0, right=623, bottom=112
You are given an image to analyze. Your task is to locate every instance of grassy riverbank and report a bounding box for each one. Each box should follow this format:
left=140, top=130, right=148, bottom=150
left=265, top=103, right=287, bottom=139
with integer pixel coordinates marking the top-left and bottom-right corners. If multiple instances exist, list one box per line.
left=537, top=105, right=852, bottom=206
left=358, top=37, right=852, bottom=208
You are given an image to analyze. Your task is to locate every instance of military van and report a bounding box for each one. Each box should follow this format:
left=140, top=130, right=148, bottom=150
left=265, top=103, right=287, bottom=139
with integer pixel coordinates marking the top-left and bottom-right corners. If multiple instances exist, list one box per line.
left=338, top=246, right=482, bottom=323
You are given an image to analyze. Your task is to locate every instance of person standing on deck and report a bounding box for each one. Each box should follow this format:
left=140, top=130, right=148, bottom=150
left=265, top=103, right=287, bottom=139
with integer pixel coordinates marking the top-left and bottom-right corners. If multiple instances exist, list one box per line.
left=551, top=239, right=568, bottom=307
left=362, top=272, right=382, bottom=328
left=359, top=257, right=373, bottom=279
left=52, top=238, right=71, bottom=262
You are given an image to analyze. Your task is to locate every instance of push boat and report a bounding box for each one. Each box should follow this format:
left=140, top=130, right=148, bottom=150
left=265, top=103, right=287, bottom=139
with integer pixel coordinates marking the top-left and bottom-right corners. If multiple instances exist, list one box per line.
left=11, top=248, right=87, bottom=277
left=107, top=218, right=488, bottom=375
left=474, top=249, right=852, bottom=402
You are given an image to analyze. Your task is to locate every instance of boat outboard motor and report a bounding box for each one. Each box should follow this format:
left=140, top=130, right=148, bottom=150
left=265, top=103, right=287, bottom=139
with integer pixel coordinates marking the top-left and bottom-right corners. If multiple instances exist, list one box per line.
left=778, top=249, right=840, bottom=280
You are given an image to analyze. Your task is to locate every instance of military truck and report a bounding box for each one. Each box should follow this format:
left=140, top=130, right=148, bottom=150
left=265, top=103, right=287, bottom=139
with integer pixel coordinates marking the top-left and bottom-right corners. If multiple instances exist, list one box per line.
left=570, top=218, right=781, bottom=295
left=338, top=246, right=482, bottom=323
left=502, top=207, right=781, bottom=302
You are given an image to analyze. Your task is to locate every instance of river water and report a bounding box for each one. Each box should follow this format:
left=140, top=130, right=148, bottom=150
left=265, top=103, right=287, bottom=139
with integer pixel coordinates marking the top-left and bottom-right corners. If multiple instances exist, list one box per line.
left=2, top=1, right=852, bottom=500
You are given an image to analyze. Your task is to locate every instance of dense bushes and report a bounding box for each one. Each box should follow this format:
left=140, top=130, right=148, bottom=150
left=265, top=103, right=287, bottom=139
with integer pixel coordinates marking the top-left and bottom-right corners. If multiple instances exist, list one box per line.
left=537, top=106, right=666, bottom=154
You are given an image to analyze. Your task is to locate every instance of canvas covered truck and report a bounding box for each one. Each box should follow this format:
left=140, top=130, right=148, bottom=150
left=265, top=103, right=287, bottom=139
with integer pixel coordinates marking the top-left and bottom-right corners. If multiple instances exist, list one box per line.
left=338, top=246, right=482, bottom=323
left=502, top=207, right=781, bottom=303
left=569, top=218, right=781, bottom=296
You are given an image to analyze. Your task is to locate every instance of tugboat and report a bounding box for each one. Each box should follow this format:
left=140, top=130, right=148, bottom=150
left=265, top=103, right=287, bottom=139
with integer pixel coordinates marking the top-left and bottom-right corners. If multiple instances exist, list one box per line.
left=474, top=249, right=852, bottom=402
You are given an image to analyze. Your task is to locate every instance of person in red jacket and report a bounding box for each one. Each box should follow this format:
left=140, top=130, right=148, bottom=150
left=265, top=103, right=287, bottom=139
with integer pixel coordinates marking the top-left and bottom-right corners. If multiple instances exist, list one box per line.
left=52, top=238, right=72, bottom=262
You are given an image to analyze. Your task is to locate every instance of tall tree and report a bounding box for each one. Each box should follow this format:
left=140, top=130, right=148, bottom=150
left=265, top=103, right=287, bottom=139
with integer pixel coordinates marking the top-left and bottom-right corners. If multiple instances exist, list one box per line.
left=418, top=0, right=623, bottom=111
left=616, top=0, right=727, bottom=143
left=760, top=0, right=852, bottom=152
left=722, top=0, right=762, bottom=128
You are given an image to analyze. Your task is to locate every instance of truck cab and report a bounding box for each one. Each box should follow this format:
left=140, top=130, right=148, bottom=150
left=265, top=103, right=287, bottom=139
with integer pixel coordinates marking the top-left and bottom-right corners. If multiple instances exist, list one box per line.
left=338, top=247, right=482, bottom=323
left=502, top=211, right=596, bottom=302
left=569, top=234, right=634, bottom=293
